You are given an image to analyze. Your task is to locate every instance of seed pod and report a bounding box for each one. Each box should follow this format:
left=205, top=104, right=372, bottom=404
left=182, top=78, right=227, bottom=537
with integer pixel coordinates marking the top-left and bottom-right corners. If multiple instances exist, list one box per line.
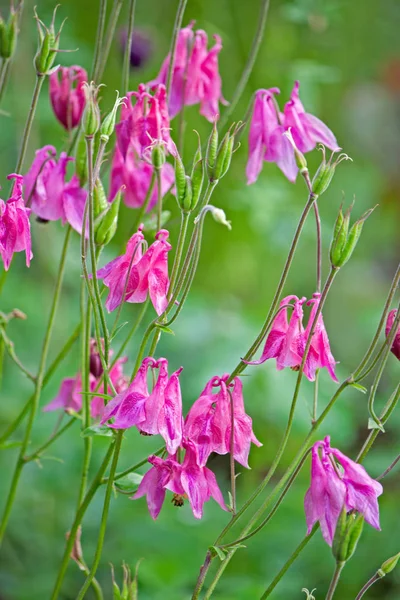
left=95, top=192, right=121, bottom=246
left=191, top=159, right=204, bottom=211
left=34, top=7, right=64, bottom=75
left=75, top=133, right=88, bottom=186
left=174, top=153, right=187, bottom=207
left=100, top=92, right=125, bottom=144
left=181, top=175, right=193, bottom=212
left=206, top=120, right=219, bottom=182
left=379, top=552, right=400, bottom=576
left=333, top=510, right=364, bottom=563
left=214, top=132, right=235, bottom=181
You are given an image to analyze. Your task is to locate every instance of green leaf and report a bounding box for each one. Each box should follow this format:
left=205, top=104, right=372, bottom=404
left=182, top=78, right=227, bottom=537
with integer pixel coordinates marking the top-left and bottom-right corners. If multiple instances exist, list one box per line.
left=114, top=473, right=143, bottom=491
left=156, top=324, right=175, bottom=335
left=79, top=392, right=113, bottom=400
left=367, top=418, right=385, bottom=432
left=350, top=382, right=367, bottom=394
left=81, top=425, right=114, bottom=438
left=209, top=546, right=226, bottom=561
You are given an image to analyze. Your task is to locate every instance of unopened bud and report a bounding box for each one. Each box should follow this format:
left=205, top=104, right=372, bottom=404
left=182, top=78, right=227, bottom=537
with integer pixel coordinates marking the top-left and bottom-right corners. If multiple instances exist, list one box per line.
left=206, top=118, right=219, bottom=182
left=0, top=6, right=18, bottom=60
left=82, top=82, right=101, bottom=137
left=34, top=6, right=65, bottom=76
left=214, top=130, right=234, bottom=181
left=378, top=552, right=400, bottom=577
left=332, top=508, right=364, bottom=563
left=94, top=192, right=121, bottom=246
left=312, top=146, right=351, bottom=197
left=210, top=206, right=231, bottom=230
left=151, top=143, right=165, bottom=169
left=330, top=203, right=376, bottom=268
left=100, top=91, right=126, bottom=144
left=75, top=133, right=88, bottom=186
left=191, top=159, right=204, bottom=211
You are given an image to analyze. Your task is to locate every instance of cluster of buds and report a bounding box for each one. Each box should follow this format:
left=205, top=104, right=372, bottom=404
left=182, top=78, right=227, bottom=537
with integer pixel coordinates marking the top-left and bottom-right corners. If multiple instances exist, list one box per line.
left=34, top=6, right=68, bottom=76
left=0, top=1, right=21, bottom=60
left=311, top=145, right=352, bottom=197
left=174, top=134, right=204, bottom=213
left=206, top=118, right=242, bottom=184
left=330, top=202, right=376, bottom=268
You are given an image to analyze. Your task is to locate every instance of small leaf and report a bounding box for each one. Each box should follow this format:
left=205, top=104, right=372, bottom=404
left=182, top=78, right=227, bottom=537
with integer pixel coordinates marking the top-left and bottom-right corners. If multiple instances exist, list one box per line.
left=114, top=473, right=143, bottom=491
left=350, top=382, right=367, bottom=394
left=209, top=546, right=226, bottom=561
left=156, top=325, right=175, bottom=335
left=81, top=425, right=114, bottom=438
left=0, top=440, right=23, bottom=450
left=367, top=418, right=385, bottom=432
left=79, top=392, right=113, bottom=400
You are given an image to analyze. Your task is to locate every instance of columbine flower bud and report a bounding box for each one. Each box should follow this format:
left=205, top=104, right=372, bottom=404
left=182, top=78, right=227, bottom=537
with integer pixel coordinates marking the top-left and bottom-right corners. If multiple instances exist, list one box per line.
left=0, top=4, right=19, bottom=60
left=330, top=203, right=375, bottom=268
left=210, top=206, right=231, bottom=230
left=151, top=143, right=166, bottom=170
left=385, top=309, right=400, bottom=361
left=191, top=159, right=204, bottom=211
left=82, top=82, right=101, bottom=137
left=34, top=6, right=66, bottom=76
left=94, top=191, right=121, bottom=247
left=332, top=508, right=364, bottom=564
left=100, top=91, right=126, bottom=144
left=206, top=118, right=219, bottom=182
left=311, top=146, right=352, bottom=197
left=378, top=552, right=400, bottom=577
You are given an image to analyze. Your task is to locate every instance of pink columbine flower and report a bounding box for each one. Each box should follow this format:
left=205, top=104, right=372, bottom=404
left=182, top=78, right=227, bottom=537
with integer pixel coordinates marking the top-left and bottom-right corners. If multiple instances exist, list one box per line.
left=184, top=374, right=261, bottom=468
left=149, top=22, right=227, bottom=121
left=245, top=294, right=338, bottom=382
left=101, top=357, right=183, bottom=455
left=386, top=309, right=400, bottom=361
left=0, top=174, right=32, bottom=270
left=97, top=227, right=171, bottom=315
left=304, top=436, right=383, bottom=546
left=109, top=146, right=175, bottom=210
left=247, top=81, right=339, bottom=183
left=23, top=145, right=88, bottom=233
left=49, top=65, right=87, bottom=130
left=133, top=442, right=227, bottom=520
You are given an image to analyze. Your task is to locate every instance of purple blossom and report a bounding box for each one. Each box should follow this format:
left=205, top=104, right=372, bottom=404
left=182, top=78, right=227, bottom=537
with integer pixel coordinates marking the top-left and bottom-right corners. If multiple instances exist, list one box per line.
left=386, top=309, right=400, bottom=361
left=0, top=174, right=32, bottom=270
left=304, top=437, right=383, bottom=546
left=49, top=65, right=87, bottom=130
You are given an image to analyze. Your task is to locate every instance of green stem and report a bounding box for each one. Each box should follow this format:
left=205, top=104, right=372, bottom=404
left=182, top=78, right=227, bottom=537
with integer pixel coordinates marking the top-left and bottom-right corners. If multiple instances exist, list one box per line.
left=0, top=326, right=36, bottom=382
left=219, top=0, right=271, bottom=130
left=76, top=431, right=124, bottom=599
left=355, top=573, right=382, bottom=600
left=14, top=74, right=45, bottom=175
left=105, top=445, right=165, bottom=483
left=0, top=226, right=72, bottom=546
left=0, top=58, right=11, bottom=106
left=50, top=441, right=115, bottom=600
left=25, top=418, right=77, bottom=462
left=97, top=0, right=124, bottom=82
left=0, top=324, right=80, bottom=445
left=325, top=562, right=345, bottom=600
left=166, top=0, right=188, bottom=102
left=113, top=300, right=149, bottom=362
left=156, top=167, right=163, bottom=231
left=121, top=0, right=136, bottom=94
left=259, top=525, right=319, bottom=600
left=228, top=390, right=236, bottom=514
left=169, top=211, right=190, bottom=297
left=312, top=369, right=320, bottom=424
left=91, top=0, right=108, bottom=80
left=130, top=170, right=156, bottom=238
left=313, top=202, right=322, bottom=293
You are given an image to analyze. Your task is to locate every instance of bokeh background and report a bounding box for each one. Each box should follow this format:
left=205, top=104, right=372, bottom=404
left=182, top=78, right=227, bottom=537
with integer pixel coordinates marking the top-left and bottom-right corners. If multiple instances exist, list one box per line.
left=0, top=0, right=399, bottom=598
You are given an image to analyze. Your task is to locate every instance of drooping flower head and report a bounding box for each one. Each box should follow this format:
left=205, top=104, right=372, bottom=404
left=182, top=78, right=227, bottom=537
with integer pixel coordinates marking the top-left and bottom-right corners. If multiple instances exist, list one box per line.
left=385, top=309, right=400, bottom=361
left=149, top=22, right=227, bottom=121
left=97, top=226, right=171, bottom=315
left=184, top=374, right=262, bottom=468
left=49, top=65, right=87, bottom=130
left=0, top=174, right=32, bottom=270
left=23, top=145, right=87, bottom=233
left=304, top=436, right=383, bottom=546
left=133, top=441, right=227, bottom=520
left=247, top=81, right=339, bottom=183
left=101, top=356, right=183, bottom=455
left=245, top=294, right=338, bottom=382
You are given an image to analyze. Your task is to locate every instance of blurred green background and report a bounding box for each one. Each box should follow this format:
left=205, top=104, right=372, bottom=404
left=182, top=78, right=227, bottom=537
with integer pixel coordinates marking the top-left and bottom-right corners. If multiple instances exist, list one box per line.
left=0, top=0, right=399, bottom=598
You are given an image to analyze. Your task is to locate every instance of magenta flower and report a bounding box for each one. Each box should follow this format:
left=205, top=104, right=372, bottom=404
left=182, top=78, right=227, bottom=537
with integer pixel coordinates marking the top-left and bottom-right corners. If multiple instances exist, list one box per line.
left=184, top=374, right=261, bottom=468
left=133, top=442, right=226, bottom=520
left=247, top=81, right=339, bottom=183
left=23, top=145, right=87, bottom=233
left=43, top=374, right=89, bottom=414
left=97, top=227, right=172, bottom=315
left=149, top=22, right=227, bottom=121
left=101, top=357, right=183, bottom=454
left=304, top=436, right=383, bottom=546
left=49, top=65, right=87, bottom=130
left=0, top=174, right=32, bottom=271
left=386, top=309, right=400, bottom=361
left=304, top=293, right=338, bottom=382
left=109, top=146, right=174, bottom=210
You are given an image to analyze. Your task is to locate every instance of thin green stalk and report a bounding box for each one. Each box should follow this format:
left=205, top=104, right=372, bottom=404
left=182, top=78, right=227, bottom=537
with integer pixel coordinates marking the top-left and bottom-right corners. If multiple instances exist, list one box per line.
left=0, top=324, right=80, bottom=445
left=50, top=441, right=116, bottom=600
left=169, top=211, right=190, bottom=297
left=121, top=0, right=136, bottom=94
left=156, top=167, right=163, bottom=231
left=91, top=0, right=108, bottom=80
left=105, top=445, right=165, bottom=483
left=0, top=326, right=36, bottom=382
left=25, top=418, right=77, bottom=462
left=76, top=431, right=124, bottom=599
left=219, top=0, right=271, bottom=130
left=0, top=337, right=4, bottom=389
left=325, top=562, right=345, bottom=600
left=0, top=226, right=72, bottom=546
left=228, top=389, right=236, bottom=514
left=378, top=451, right=400, bottom=481
left=166, top=0, right=188, bottom=101
left=131, top=170, right=156, bottom=238
left=355, top=573, right=382, bottom=600
left=260, top=525, right=319, bottom=600
left=14, top=74, right=45, bottom=174
left=313, top=202, right=322, bottom=293
left=97, top=0, right=125, bottom=82
left=113, top=300, right=149, bottom=362
left=0, top=58, right=11, bottom=106
left=312, top=369, right=320, bottom=424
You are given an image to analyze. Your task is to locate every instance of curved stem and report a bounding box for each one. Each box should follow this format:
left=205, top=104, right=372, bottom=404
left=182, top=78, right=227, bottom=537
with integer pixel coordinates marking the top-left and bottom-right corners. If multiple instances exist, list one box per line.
left=121, top=0, right=136, bottom=94
left=219, top=0, right=271, bottom=130
left=169, top=211, right=190, bottom=297
left=0, top=326, right=36, bottom=381
left=77, top=290, right=92, bottom=507
left=378, top=451, right=400, bottom=481
left=50, top=441, right=115, bottom=600
left=355, top=573, right=381, bottom=600
left=97, top=0, right=124, bottom=82
left=0, top=226, right=72, bottom=546
left=14, top=74, right=45, bottom=175
left=166, top=0, right=188, bottom=102
left=76, top=430, right=124, bottom=599
left=325, top=562, right=345, bottom=600
left=91, top=0, right=108, bottom=80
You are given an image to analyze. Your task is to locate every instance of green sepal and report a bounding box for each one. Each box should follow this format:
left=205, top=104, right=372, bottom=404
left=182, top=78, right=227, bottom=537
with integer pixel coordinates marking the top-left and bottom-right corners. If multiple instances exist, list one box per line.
left=114, top=473, right=144, bottom=492
left=81, top=425, right=114, bottom=438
